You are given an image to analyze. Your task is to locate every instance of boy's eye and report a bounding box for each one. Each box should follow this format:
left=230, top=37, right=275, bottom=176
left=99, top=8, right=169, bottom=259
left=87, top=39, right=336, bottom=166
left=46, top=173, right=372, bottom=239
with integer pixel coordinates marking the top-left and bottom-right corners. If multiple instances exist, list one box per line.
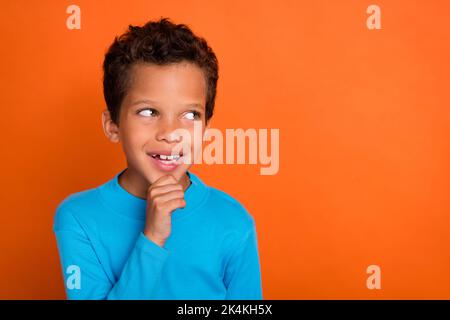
left=137, top=108, right=158, bottom=117
left=184, top=111, right=201, bottom=120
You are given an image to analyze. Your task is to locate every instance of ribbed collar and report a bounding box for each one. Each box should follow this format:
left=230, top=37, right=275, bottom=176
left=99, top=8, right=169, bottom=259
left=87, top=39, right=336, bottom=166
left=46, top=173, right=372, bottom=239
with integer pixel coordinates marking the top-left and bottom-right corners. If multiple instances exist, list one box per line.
left=98, top=168, right=209, bottom=221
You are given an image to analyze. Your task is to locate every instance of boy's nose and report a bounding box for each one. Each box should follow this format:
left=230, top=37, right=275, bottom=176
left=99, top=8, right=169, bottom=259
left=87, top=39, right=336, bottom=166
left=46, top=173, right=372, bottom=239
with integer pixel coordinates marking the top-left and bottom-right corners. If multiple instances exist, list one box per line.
left=155, top=119, right=183, bottom=143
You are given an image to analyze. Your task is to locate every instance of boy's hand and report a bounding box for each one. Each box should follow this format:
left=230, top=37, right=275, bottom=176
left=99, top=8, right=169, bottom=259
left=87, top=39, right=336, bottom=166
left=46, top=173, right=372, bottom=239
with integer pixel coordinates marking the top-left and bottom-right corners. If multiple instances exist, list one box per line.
left=143, top=174, right=186, bottom=247
left=143, top=143, right=195, bottom=247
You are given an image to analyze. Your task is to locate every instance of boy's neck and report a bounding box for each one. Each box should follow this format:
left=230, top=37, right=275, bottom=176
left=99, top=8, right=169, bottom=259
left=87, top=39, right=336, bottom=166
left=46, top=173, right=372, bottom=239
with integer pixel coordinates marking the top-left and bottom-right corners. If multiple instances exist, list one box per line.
left=118, top=167, right=191, bottom=200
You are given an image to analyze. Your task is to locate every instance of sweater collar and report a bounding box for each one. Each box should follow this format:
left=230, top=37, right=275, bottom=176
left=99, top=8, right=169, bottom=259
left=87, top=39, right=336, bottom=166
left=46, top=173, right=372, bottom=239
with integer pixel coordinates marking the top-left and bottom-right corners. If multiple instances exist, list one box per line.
left=98, top=168, right=209, bottom=221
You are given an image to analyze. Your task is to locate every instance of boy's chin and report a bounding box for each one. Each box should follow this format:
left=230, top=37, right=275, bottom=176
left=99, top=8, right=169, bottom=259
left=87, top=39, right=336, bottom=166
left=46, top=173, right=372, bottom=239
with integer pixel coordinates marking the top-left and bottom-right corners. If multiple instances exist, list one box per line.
left=143, top=164, right=191, bottom=185
left=141, top=151, right=196, bottom=184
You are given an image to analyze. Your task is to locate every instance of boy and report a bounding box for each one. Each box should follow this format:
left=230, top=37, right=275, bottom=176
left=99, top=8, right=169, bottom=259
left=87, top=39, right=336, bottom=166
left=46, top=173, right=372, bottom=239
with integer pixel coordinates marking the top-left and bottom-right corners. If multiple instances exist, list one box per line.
left=53, top=17, right=263, bottom=299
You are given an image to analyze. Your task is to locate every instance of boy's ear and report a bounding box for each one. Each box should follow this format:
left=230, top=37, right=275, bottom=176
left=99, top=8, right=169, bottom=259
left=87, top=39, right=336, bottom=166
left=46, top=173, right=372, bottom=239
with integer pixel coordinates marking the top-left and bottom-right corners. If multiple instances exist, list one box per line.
left=102, top=110, right=120, bottom=143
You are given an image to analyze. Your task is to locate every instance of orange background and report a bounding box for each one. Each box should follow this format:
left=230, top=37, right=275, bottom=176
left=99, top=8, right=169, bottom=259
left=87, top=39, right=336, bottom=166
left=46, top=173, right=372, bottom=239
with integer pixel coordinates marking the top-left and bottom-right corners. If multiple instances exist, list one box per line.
left=1, top=0, right=449, bottom=299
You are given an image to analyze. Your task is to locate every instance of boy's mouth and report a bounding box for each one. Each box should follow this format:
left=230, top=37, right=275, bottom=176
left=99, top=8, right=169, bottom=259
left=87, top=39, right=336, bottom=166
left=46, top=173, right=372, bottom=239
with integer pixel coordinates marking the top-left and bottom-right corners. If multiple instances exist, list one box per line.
left=146, top=151, right=184, bottom=170
left=150, top=153, right=181, bottom=161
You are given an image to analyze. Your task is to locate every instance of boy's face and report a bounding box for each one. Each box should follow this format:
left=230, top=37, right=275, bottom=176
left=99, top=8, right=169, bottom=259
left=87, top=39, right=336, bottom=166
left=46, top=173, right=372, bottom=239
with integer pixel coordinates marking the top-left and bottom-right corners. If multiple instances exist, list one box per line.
left=103, top=61, right=208, bottom=184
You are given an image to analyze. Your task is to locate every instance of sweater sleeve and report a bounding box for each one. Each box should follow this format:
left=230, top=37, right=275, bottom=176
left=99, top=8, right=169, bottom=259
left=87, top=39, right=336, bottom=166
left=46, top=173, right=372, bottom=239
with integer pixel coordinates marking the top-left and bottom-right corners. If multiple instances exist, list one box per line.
left=53, top=205, right=168, bottom=300
left=223, top=220, right=263, bottom=300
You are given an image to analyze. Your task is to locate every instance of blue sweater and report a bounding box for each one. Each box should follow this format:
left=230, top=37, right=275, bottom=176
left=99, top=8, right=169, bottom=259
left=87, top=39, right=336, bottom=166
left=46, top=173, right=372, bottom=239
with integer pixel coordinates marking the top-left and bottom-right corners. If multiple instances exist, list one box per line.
left=53, top=169, right=263, bottom=300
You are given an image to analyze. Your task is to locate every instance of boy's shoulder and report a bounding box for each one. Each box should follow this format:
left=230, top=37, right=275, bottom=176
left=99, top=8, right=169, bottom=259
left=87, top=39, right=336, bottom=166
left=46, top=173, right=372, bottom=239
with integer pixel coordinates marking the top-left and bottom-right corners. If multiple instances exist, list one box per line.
left=53, top=184, right=103, bottom=232
left=53, top=172, right=257, bottom=233
left=203, top=183, right=256, bottom=231
left=207, top=185, right=248, bottom=211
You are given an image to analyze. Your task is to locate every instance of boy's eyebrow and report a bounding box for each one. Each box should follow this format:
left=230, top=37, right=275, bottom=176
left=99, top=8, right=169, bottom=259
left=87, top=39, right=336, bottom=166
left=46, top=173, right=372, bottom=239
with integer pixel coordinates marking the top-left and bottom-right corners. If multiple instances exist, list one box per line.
left=130, top=99, right=159, bottom=107
left=130, top=99, right=204, bottom=109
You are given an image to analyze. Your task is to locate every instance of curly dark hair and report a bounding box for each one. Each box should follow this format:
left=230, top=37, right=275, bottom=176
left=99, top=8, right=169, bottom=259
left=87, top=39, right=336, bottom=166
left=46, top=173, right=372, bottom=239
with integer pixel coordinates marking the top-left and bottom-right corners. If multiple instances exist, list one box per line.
left=102, top=17, right=219, bottom=125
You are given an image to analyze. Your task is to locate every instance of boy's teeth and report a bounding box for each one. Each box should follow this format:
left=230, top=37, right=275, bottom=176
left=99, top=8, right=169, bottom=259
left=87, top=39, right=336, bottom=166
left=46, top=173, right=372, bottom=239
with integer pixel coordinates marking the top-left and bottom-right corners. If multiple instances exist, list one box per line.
left=154, top=154, right=180, bottom=161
